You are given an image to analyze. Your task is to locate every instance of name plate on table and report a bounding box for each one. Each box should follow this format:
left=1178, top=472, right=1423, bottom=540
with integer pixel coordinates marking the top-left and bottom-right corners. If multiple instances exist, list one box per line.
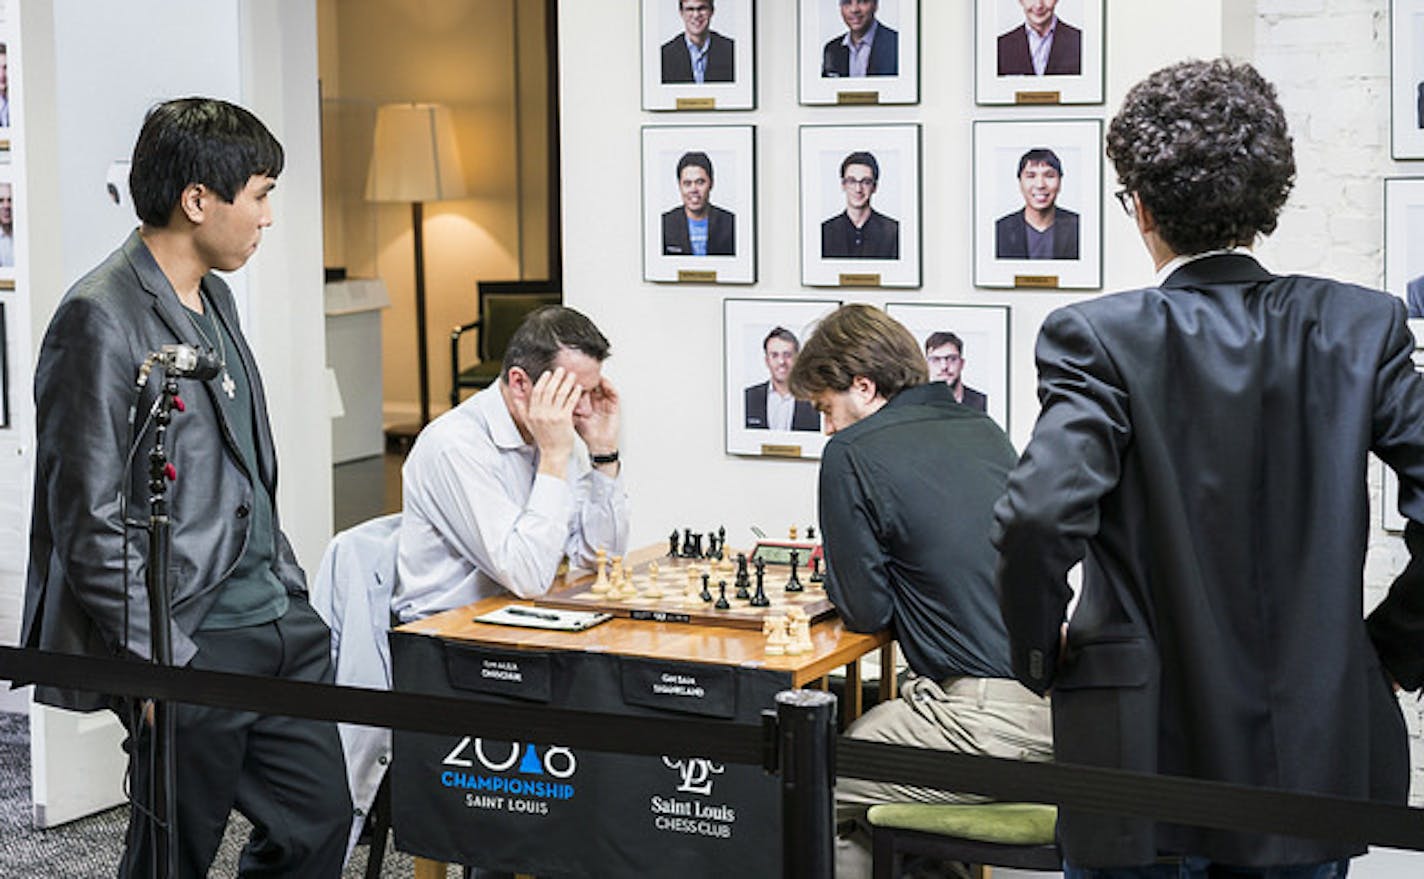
left=445, top=643, right=553, bottom=702
left=621, top=658, right=736, bottom=718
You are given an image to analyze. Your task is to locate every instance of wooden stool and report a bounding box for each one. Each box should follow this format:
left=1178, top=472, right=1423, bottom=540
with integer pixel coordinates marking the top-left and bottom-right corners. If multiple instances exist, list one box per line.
left=867, top=802, right=1060, bottom=879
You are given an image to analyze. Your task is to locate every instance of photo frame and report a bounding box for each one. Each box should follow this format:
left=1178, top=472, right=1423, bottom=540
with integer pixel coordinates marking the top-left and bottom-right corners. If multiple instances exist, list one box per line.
left=0, top=301, right=8, bottom=428
left=0, top=164, right=15, bottom=287
left=974, top=0, right=1104, bottom=105
left=1384, top=178, right=1424, bottom=318
left=642, top=125, right=756, bottom=284
left=800, top=123, right=921, bottom=288
left=973, top=119, right=1102, bottom=290
left=1391, top=0, right=1424, bottom=159
left=798, top=0, right=920, bottom=106
left=885, top=303, right=1011, bottom=432
left=641, top=0, right=756, bottom=111
left=724, top=297, right=840, bottom=459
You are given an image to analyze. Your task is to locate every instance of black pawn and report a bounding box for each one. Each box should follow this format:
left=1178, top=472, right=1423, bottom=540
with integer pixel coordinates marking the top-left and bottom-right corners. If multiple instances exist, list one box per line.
left=749, top=561, right=770, bottom=607
left=785, top=549, right=804, bottom=593
left=806, top=525, right=816, bottom=540
left=809, top=554, right=824, bottom=584
left=715, top=580, right=731, bottom=610
left=700, top=573, right=713, bottom=602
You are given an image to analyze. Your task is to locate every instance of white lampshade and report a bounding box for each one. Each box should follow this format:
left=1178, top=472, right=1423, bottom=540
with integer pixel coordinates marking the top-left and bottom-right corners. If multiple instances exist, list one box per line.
left=364, top=102, right=467, bottom=203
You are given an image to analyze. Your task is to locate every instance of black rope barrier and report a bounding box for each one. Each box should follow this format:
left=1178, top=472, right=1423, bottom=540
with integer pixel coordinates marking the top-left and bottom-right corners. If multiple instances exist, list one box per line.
left=6, top=644, right=1424, bottom=854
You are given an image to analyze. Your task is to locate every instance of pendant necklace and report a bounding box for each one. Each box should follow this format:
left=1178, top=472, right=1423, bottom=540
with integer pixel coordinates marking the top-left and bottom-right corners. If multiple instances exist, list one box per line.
left=185, top=292, right=236, bottom=399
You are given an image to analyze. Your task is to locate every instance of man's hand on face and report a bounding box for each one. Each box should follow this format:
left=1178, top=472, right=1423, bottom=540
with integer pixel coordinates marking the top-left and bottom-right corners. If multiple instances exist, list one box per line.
left=525, top=366, right=582, bottom=480
left=574, top=377, right=621, bottom=471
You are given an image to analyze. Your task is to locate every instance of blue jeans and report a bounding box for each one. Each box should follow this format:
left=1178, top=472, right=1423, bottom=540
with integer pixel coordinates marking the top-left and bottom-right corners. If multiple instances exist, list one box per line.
left=1065, top=857, right=1349, bottom=879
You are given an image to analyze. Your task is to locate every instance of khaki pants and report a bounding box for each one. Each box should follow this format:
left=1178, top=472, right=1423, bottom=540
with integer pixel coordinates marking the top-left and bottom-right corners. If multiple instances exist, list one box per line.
left=835, top=675, right=1053, bottom=878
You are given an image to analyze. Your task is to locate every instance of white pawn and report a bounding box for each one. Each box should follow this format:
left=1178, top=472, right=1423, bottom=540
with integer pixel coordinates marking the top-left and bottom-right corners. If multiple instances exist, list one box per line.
left=764, top=615, right=789, bottom=656
left=591, top=548, right=611, bottom=594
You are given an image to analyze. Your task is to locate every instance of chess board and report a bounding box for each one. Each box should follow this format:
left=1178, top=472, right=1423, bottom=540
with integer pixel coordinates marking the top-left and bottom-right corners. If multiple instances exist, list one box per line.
left=534, top=551, right=837, bottom=630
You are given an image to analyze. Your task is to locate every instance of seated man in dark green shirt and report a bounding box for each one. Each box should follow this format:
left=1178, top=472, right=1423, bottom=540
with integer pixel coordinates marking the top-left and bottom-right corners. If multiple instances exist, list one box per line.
left=788, top=304, right=1052, bottom=878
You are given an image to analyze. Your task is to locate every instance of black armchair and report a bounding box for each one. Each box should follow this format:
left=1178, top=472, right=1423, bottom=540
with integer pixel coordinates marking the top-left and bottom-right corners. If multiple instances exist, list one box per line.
left=450, top=280, right=562, bottom=409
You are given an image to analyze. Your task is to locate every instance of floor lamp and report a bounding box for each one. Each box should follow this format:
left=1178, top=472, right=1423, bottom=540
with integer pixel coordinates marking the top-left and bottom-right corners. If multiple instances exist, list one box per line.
left=366, top=102, right=467, bottom=430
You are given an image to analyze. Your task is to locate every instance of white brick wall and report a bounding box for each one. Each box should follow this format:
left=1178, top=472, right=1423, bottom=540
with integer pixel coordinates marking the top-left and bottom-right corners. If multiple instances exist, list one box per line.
left=1252, top=0, right=1424, bottom=804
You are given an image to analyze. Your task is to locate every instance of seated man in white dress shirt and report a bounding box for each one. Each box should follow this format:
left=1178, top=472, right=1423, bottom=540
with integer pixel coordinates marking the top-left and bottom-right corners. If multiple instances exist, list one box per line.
left=396, top=305, right=630, bottom=621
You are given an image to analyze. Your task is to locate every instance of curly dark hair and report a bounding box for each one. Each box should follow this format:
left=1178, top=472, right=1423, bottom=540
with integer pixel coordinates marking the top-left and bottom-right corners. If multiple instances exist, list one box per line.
left=1105, top=59, right=1295, bottom=256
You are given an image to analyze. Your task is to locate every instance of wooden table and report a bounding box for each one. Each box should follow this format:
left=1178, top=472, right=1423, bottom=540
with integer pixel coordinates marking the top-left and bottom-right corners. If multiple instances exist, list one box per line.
left=393, top=544, right=893, bottom=878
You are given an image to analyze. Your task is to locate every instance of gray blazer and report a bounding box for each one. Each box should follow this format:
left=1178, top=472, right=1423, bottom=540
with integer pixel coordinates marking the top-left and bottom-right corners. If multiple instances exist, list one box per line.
left=994, top=254, right=1424, bottom=868
left=24, top=231, right=306, bottom=711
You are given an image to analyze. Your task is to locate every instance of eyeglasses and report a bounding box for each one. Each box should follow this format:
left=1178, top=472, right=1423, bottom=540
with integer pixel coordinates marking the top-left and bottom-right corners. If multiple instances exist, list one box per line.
left=1114, top=189, right=1137, bottom=218
left=927, top=354, right=962, bottom=366
left=842, top=177, right=876, bottom=189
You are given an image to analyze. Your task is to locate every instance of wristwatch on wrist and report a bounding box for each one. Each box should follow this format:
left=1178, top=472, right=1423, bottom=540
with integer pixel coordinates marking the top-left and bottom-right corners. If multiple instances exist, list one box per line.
left=590, top=450, right=620, bottom=465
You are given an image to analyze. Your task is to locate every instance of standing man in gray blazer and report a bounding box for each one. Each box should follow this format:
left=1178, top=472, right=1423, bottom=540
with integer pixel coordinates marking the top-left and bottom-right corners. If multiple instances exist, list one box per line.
left=995, top=60, right=1424, bottom=878
left=24, top=98, right=349, bottom=878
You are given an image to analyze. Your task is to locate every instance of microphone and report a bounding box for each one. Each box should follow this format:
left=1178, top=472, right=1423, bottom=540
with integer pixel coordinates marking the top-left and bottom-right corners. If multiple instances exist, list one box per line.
left=136, top=344, right=223, bottom=387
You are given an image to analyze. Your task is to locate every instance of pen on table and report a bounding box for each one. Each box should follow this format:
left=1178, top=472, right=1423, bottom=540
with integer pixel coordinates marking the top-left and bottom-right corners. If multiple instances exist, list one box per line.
left=507, top=606, right=561, bottom=621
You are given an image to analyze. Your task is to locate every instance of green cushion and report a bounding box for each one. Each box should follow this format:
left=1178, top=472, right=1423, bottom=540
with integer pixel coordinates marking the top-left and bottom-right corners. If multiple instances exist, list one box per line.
left=865, top=802, right=1057, bottom=846
left=455, top=361, right=502, bottom=389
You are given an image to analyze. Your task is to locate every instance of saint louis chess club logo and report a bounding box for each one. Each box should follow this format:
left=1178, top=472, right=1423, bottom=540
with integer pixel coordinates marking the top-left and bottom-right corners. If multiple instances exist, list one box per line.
left=662, top=756, right=725, bottom=796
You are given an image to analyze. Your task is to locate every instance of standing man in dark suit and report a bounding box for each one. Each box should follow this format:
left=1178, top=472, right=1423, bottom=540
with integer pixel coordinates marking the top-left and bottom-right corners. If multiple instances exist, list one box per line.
left=821, top=0, right=899, bottom=78
left=661, top=151, right=735, bottom=256
left=822, top=151, right=900, bottom=260
left=744, top=326, right=819, bottom=431
left=997, top=0, right=1082, bottom=76
left=1408, top=274, right=1424, bottom=318
left=660, top=0, right=734, bottom=84
left=994, top=59, right=1424, bottom=878
left=995, top=147, right=1079, bottom=260
left=924, top=331, right=987, bottom=413
left=24, top=98, right=350, bottom=877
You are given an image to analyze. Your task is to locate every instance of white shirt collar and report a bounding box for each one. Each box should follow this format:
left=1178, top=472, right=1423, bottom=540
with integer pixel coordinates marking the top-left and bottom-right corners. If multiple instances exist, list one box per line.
left=1153, top=247, right=1261, bottom=287
left=474, top=381, right=528, bottom=451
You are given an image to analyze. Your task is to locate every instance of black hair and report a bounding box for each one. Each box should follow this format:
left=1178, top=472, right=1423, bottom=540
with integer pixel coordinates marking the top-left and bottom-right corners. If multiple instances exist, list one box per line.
left=839, top=151, right=880, bottom=182
left=502, top=306, right=611, bottom=382
left=1017, top=148, right=1063, bottom=177
left=924, top=331, right=963, bottom=355
left=763, top=326, right=800, bottom=352
left=676, top=151, right=714, bottom=183
left=129, top=97, right=284, bottom=227
left=1106, top=59, right=1295, bottom=255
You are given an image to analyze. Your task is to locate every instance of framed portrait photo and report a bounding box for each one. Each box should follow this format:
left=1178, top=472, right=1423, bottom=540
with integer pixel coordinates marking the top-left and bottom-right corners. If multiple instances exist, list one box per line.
left=800, top=123, right=921, bottom=288
left=724, top=297, right=840, bottom=459
left=975, top=0, right=1103, bottom=105
left=885, top=303, right=1011, bottom=432
left=641, top=0, right=755, bottom=111
left=0, top=165, right=15, bottom=286
left=798, top=0, right=920, bottom=106
left=973, top=119, right=1102, bottom=290
left=1391, top=0, right=1424, bottom=159
left=1384, top=178, right=1424, bottom=319
left=642, top=125, right=756, bottom=284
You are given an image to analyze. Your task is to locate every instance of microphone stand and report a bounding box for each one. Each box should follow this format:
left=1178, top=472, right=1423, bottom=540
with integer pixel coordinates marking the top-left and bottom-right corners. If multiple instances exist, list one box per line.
left=143, top=371, right=182, bottom=879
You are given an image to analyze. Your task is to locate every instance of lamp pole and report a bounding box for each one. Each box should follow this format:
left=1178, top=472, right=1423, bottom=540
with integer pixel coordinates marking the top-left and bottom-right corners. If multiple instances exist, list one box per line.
left=412, top=200, right=430, bottom=426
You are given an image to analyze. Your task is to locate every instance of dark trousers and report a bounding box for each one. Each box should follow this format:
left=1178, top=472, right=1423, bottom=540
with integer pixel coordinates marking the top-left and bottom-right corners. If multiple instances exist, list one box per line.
left=118, top=596, right=352, bottom=879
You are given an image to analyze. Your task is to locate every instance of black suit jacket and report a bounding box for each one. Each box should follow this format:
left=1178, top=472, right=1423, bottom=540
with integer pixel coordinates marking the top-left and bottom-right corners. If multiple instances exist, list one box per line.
left=994, top=207, right=1079, bottom=260
left=662, top=204, right=735, bottom=256
left=959, top=385, right=987, bottom=413
left=993, top=255, right=1424, bottom=867
left=744, top=381, right=819, bottom=431
left=1408, top=276, right=1424, bottom=319
left=23, top=231, right=306, bottom=711
left=996, top=20, right=1082, bottom=76
left=660, top=31, right=735, bottom=84
left=821, top=23, right=899, bottom=77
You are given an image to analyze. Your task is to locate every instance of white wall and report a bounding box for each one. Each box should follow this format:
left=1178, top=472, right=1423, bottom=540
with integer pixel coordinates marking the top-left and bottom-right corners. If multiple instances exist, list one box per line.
left=557, top=1, right=1224, bottom=553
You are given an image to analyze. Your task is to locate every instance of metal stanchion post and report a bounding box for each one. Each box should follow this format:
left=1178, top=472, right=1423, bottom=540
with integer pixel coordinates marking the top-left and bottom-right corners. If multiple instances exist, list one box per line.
left=774, top=688, right=837, bottom=879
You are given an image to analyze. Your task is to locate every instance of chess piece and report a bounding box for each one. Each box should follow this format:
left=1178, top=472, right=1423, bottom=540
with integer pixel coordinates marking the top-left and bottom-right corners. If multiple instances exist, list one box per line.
left=788, top=617, right=813, bottom=655
left=668, top=529, right=680, bottom=557
left=591, top=548, right=611, bottom=594
left=684, top=568, right=701, bottom=605
left=715, top=580, right=731, bottom=610
left=806, top=525, right=816, bottom=540
left=789, top=525, right=798, bottom=541
left=611, top=554, right=625, bottom=585
left=735, top=553, right=750, bottom=589
left=691, top=532, right=704, bottom=559
left=809, top=554, right=824, bottom=585
left=700, top=572, right=713, bottom=603
left=644, top=574, right=663, bottom=599
left=718, top=525, right=727, bottom=552
left=648, top=560, right=660, bottom=580
left=749, top=562, right=770, bottom=606
left=764, top=615, right=788, bottom=656
left=785, top=549, right=804, bottom=593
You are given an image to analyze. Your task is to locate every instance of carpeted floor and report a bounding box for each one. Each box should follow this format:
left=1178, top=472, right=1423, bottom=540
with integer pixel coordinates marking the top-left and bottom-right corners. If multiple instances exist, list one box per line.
left=0, top=712, right=440, bottom=878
